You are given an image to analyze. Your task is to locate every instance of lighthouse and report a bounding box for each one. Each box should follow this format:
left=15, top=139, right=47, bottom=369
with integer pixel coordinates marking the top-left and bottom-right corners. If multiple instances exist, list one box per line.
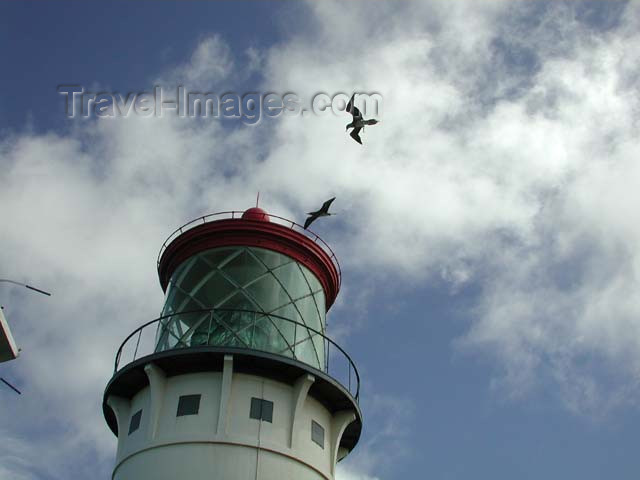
left=103, top=207, right=362, bottom=480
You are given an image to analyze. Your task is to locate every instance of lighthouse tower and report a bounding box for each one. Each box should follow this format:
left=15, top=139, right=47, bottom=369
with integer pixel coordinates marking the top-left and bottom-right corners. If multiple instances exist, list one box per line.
left=103, top=208, right=362, bottom=480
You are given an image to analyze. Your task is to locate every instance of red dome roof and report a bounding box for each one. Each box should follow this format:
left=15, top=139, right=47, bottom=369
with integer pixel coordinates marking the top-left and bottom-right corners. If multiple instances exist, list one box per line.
left=158, top=210, right=341, bottom=308
left=241, top=207, right=270, bottom=222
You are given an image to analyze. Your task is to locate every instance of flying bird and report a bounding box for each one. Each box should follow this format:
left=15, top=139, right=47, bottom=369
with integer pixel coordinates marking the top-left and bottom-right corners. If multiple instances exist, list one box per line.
left=304, top=197, right=336, bottom=229
left=345, top=94, right=379, bottom=145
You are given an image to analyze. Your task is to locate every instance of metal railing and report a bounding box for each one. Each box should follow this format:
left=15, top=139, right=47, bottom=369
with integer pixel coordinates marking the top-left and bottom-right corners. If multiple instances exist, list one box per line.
left=156, top=212, right=341, bottom=290
left=114, top=308, right=359, bottom=402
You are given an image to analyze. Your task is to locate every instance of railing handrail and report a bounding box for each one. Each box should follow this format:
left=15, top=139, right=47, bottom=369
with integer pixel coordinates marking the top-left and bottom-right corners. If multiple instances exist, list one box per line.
left=113, top=308, right=359, bottom=401
left=156, top=212, right=341, bottom=290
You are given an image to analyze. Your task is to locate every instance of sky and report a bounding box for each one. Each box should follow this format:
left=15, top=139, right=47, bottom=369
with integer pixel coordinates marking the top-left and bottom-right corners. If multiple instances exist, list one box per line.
left=1, top=1, right=640, bottom=479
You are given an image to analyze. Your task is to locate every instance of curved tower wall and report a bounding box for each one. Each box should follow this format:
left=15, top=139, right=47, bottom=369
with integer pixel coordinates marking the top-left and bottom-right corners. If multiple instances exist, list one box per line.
left=156, top=246, right=327, bottom=369
left=108, top=365, right=354, bottom=480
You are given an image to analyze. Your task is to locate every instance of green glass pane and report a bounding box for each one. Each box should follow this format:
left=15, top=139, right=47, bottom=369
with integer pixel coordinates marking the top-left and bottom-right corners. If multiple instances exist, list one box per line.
left=191, top=315, right=212, bottom=347
left=245, top=274, right=290, bottom=312
left=312, top=333, right=325, bottom=368
left=197, top=272, right=237, bottom=307
left=206, top=319, right=233, bottom=346
left=264, top=315, right=295, bottom=356
left=300, top=264, right=323, bottom=293
left=208, top=311, right=249, bottom=348
left=177, top=257, right=214, bottom=294
left=250, top=315, right=286, bottom=354
left=272, top=262, right=310, bottom=300
left=295, top=336, right=320, bottom=369
left=269, top=304, right=301, bottom=323
left=166, top=315, right=190, bottom=342
left=313, top=291, right=326, bottom=315
left=183, top=311, right=209, bottom=331
left=163, top=283, right=178, bottom=309
left=172, top=256, right=195, bottom=284
left=295, top=295, right=321, bottom=330
left=219, top=309, right=256, bottom=342
left=221, top=334, right=246, bottom=349
left=166, top=290, right=206, bottom=315
left=179, top=297, right=206, bottom=313
left=221, top=249, right=266, bottom=284
left=248, top=315, right=269, bottom=351
left=163, top=287, right=187, bottom=315
left=217, top=291, right=260, bottom=312
left=294, top=324, right=311, bottom=351
left=160, top=321, right=182, bottom=349
left=203, top=247, right=239, bottom=268
left=249, top=247, right=294, bottom=270
left=166, top=318, right=185, bottom=339
left=155, top=325, right=171, bottom=351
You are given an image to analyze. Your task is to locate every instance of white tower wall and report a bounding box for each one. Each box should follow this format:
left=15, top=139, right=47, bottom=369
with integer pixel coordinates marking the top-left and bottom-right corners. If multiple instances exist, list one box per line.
left=107, top=355, right=356, bottom=480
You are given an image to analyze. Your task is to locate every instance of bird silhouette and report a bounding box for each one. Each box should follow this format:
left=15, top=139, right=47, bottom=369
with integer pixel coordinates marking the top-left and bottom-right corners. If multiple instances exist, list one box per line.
left=304, top=197, right=336, bottom=229
left=345, top=94, right=379, bottom=145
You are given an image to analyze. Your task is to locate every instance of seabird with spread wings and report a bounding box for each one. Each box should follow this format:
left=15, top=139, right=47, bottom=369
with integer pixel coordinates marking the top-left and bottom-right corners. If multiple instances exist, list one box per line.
left=304, top=197, right=336, bottom=229
left=345, top=94, right=379, bottom=145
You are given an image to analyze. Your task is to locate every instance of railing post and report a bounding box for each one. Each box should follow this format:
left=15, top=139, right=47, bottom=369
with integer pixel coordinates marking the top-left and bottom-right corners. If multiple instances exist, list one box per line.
left=133, top=329, right=142, bottom=361
left=206, top=311, right=213, bottom=346
left=293, top=321, right=297, bottom=360
left=324, top=338, right=328, bottom=372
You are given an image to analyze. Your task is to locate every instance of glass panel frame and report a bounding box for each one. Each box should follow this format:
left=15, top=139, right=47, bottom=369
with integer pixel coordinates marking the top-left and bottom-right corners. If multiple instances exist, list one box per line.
left=155, top=246, right=328, bottom=370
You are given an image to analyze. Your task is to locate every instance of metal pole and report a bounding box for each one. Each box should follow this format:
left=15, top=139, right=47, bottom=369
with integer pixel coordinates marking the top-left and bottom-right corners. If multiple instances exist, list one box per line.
left=1, top=378, right=21, bottom=395
left=0, top=279, right=51, bottom=296
left=133, top=329, right=142, bottom=360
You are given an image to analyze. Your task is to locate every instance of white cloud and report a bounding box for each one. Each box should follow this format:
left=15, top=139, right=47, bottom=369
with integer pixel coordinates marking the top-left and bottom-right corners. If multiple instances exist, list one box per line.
left=255, top=1, right=640, bottom=416
left=157, top=34, right=234, bottom=90
left=245, top=46, right=265, bottom=75
left=456, top=6, right=640, bottom=414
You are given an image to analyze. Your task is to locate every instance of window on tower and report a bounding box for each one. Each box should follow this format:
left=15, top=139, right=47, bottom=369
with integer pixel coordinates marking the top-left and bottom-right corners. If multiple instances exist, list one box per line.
left=311, top=420, right=325, bottom=448
left=128, top=409, right=142, bottom=435
left=177, top=394, right=201, bottom=416
left=155, top=246, right=328, bottom=371
left=250, top=397, right=273, bottom=423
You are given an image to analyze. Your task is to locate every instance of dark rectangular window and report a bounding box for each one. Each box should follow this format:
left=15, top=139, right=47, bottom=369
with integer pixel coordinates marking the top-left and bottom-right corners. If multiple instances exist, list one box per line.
left=311, top=420, right=324, bottom=448
left=250, top=397, right=262, bottom=419
left=128, top=409, right=142, bottom=435
left=177, top=394, right=201, bottom=417
left=250, top=397, right=273, bottom=423
left=261, top=399, right=273, bottom=422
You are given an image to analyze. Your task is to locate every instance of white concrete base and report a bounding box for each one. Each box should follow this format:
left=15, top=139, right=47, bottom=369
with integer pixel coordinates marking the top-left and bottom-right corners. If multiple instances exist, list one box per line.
left=114, top=442, right=325, bottom=480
